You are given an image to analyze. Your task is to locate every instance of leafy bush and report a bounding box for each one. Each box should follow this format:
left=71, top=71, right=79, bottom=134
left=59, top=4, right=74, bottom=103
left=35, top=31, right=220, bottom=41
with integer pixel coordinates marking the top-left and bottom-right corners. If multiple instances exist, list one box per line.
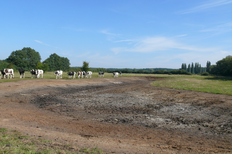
left=210, top=55, right=232, bottom=76
left=201, top=72, right=210, bottom=76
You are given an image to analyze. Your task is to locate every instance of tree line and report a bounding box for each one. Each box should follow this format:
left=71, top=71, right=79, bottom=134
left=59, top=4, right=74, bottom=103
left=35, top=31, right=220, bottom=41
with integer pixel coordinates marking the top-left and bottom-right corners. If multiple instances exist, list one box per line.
left=181, top=62, right=208, bottom=74
left=181, top=55, right=232, bottom=76
left=82, top=67, right=191, bottom=75
left=0, top=47, right=70, bottom=72
left=1, top=47, right=231, bottom=76
left=0, top=47, right=196, bottom=75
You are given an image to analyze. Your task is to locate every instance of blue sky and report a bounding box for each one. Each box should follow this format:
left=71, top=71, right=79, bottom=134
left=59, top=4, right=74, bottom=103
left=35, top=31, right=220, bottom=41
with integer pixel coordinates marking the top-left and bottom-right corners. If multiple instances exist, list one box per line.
left=0, top=0, right=232, bottom=68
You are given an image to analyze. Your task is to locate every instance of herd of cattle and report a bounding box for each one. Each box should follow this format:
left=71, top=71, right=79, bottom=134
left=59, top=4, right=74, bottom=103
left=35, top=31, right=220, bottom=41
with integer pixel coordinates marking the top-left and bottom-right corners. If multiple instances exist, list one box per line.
left=0, top=68, right=122, bottom=79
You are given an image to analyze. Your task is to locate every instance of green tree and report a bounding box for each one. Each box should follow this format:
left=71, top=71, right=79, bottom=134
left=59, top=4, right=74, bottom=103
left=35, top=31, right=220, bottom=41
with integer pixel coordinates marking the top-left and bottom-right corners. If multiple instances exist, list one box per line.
left=187, top=64, right=191, bottom=72
left=210, top=56, right=232, bottom=76
left=7, top=63, right=15, bottom=70
left=81, top=61, right=90, bottom=72
left=6, top=47, right=41, bottom=70
left=36, top=62, right=44, bottom=69
left=194, top=62, right=201, bottom=74
left=209, top=65, right=218, bottom=75
left=133, top=68, right=136, bottom=72
left=206, top=61, right=211, bottom=72
left=36, top=62, right=49, bottom=73
left=0, top=60, right=10, bottom=70
left=201, top=67, right=206, bottom=73
left=181, top=63, right=187, bottom=70
left=191, top=62, right=194, bottom=74
left=42, top=63, right=49, bottom=73
left=43, top=53, right=70, bottom=71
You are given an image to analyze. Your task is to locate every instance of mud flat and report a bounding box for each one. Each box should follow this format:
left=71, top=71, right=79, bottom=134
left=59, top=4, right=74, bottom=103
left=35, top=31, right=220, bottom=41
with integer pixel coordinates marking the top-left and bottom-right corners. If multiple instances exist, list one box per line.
left=0, top=77, right=232, bottom=153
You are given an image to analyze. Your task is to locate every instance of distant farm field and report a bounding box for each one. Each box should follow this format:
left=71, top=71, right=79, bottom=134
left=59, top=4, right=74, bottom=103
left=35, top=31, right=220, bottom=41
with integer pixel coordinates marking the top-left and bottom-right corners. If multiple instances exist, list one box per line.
left=1, top=71, right=232, bottom=95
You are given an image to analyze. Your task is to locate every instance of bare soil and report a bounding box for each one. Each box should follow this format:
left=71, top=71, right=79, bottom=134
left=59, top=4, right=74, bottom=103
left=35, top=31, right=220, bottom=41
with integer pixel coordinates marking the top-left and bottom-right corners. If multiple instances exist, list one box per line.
left=0, top=76, right=232, bottom=153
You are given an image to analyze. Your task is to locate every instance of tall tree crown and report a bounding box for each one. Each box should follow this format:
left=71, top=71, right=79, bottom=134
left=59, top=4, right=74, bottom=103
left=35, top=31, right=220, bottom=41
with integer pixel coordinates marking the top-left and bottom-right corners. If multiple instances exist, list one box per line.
left=6, top=47, right=41, bottom=70
left=43, top=53, right=70, bottom=71
left=81, top=61, right=90, bottom=72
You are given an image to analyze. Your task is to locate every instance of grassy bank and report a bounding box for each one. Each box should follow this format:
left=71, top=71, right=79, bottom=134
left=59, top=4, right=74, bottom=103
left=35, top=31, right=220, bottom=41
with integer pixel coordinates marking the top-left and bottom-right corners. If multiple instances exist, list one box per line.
left=0, top=128, right=103, bottom=154
left=152, top=75, right=232, bottom=95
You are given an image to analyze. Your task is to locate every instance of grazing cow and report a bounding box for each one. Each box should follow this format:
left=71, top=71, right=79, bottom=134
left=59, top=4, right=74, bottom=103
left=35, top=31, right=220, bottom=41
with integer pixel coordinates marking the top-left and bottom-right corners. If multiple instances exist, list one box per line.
left=77, top=71, right=83, bottom=78
left=119, top=71, right=122, bottom=76
left=36, top=69, right=43, bottom=78
left=0, top=70, right=6, bottom=79
left=113, top=72, right=119, bottom=77
left=30, top=69, right=37, bottom=78
left=99, top=71, right=104, bottom=77
left=54, top=70, right=63, bottom=79
left=18, top=69, right=25, bottom=78
left=85, top=71, right=92, bottom=78
left=3, top=69, right=14, bottom=79
left=68, top=71, right=76, bottom=79
left=83, top=71, right=88, bottom=78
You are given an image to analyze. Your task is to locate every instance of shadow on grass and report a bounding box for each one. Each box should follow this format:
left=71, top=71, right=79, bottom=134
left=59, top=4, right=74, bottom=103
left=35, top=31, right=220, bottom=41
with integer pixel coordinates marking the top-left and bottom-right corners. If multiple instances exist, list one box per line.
left=204, top=76, right=232, bottom=81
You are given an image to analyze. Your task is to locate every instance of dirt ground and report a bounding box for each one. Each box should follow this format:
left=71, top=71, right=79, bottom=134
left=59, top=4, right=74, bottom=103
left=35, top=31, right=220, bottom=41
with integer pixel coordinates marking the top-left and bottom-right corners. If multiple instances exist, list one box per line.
left=0, top=76, right=232, bottom=153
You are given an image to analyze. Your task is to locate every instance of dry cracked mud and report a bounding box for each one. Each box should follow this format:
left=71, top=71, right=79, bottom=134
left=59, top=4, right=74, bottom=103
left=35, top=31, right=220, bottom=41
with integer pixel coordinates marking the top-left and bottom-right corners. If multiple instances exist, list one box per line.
left=0, top=76, right=232, bottom=153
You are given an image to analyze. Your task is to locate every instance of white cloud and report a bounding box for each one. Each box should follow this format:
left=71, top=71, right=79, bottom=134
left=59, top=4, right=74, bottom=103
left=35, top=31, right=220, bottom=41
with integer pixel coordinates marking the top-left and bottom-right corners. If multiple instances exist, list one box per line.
left=199, top=22, right=232, bottom=34
left=34, top=40, right=51, bottom=46
left=146, top=50, right=231, bottom=68
left=220, top=50, right=229, bottom=54
left=112, top=37, right=176, bottom=53
left=100, top=30, right=121, bottom=36
left=200, top=29, right=218, bottom=32
left=179, top=0, right=232, bottom=14
left=175, top=50, right=231, bottom=64
left=111, top=36, right=214, bottom=54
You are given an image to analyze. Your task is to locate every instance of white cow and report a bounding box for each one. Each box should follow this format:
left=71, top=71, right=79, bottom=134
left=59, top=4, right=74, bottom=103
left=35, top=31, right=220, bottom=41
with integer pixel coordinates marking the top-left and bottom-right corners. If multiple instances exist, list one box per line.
left=68, top=71, right=76, bottom=79
left=18, top=69, right=25, bottom=78
left=54, top=70, right=63, bottom=79
left=3, top=69, right=14, bottom=79
left=77, top=71, right=83, bottom=78
left=30, top=69, right=37, bottom=78
left=36, top=69, right=43, bottom=78
left=113, top=72, right=119, bottom=77
left=85, top=71, right=92, bottom=78
left=99, top=71, right=104, bottom=77
left=119, top=71, right=122, bottom=76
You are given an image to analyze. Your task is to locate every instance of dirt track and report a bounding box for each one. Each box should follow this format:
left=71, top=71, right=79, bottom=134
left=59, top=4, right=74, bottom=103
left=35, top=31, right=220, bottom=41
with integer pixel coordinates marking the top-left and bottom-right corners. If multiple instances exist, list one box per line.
left=0, top=77, right=232, bottom=153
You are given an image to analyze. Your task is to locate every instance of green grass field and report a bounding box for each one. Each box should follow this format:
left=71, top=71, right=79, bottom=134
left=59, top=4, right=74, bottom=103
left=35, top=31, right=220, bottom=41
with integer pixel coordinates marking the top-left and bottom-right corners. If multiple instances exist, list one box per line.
left=151, top=74, right=232, bottom=95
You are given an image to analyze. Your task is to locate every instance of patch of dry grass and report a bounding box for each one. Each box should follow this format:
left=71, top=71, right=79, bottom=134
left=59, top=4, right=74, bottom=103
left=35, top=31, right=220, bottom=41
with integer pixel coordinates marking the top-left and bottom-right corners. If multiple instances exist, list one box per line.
left=0, top=128, right=103, bottom=154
